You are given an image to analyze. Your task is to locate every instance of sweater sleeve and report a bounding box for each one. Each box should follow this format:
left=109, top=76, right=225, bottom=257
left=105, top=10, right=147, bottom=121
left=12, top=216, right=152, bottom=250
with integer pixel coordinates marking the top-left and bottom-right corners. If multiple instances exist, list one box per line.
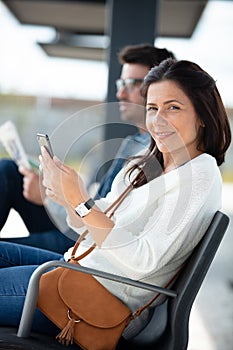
left=64, top=168, right=128, bottom=237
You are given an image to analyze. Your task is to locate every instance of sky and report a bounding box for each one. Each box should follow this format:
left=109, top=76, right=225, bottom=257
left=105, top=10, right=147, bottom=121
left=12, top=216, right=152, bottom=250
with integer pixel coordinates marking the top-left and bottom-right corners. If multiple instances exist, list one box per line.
left=155, top=0, right=233, bottom=108
left=0, top=0, right=233, bottom=107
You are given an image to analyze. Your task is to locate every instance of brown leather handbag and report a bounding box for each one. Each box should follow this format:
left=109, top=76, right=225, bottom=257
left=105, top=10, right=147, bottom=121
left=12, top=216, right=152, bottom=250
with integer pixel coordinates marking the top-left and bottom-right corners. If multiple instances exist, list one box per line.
left=37, top=185, right=177, bottom=349
left=37, top=259, right=132, bottom=349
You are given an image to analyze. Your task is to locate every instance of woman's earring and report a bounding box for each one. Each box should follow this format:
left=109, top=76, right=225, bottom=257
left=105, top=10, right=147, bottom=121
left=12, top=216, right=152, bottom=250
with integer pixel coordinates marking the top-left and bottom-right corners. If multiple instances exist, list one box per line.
left=200, top=121, right=205, bottom=127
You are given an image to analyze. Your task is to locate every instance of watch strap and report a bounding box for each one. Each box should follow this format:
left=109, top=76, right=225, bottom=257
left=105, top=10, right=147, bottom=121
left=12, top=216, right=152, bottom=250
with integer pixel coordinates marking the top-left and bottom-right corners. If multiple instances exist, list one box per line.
left=85, top=198, right=95, bottom=210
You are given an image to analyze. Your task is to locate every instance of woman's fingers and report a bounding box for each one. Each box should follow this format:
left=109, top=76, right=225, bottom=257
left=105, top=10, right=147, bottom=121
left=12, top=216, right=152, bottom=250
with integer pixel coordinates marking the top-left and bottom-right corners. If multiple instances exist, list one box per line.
left=39, top=145, right=85, bottom=207
left=53, top=156, right=70, bottom=174
left=40, top=147, right=53, bottom=170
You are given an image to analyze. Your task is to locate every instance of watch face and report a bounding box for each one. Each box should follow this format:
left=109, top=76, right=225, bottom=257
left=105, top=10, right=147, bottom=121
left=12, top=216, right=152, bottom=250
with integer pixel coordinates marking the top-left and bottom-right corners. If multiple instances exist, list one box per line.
left=75, top=203, right=91, bottom=217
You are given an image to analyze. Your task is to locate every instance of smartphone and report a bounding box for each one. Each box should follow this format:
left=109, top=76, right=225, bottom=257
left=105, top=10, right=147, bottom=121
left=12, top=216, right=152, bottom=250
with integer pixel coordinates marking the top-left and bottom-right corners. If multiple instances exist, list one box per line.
left=37, top=133, right=54, bottom=158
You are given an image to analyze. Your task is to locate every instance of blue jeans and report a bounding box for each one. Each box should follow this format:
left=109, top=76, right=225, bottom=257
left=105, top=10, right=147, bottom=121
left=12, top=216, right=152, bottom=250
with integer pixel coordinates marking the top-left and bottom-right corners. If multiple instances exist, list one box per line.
left=0, top=159, right=75, bottom=253
left=0, top=241, right=62, bottom=334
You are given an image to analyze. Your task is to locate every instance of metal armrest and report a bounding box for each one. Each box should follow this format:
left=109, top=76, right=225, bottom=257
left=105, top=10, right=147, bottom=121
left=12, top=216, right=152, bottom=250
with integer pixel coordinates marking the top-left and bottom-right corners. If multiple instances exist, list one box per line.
left=17, top=260, right=176, bottom=338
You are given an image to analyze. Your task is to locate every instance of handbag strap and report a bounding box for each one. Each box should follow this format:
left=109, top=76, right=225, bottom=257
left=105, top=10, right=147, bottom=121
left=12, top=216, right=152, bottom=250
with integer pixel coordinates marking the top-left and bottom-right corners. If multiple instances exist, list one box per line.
left=132, top=263, right=185, bottom=318
left=70, top=183, right=133, bottom=261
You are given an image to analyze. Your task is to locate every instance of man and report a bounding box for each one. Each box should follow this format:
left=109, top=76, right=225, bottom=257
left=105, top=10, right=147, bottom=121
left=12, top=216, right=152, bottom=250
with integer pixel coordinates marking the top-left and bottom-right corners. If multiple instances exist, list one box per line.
left=96, top=44, right=175, bottom=198
left=0, top=44, right=175, bottom=252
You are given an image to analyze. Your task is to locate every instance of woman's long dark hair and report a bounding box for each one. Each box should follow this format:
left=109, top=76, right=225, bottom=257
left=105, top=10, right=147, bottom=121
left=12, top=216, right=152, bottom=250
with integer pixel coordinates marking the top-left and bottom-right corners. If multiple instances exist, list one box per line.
left=127, top=59, right=231, bottom=188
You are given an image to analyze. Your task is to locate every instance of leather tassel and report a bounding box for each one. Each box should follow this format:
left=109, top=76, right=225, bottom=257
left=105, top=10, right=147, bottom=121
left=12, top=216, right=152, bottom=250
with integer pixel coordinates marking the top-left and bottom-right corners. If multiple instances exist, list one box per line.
left=56, top=318, right=76, bottom=346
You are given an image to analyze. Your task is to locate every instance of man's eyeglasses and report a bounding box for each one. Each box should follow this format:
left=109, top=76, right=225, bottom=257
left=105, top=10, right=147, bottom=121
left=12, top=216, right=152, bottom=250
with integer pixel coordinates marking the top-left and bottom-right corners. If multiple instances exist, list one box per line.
left=115, top=78, right=144, bottom=92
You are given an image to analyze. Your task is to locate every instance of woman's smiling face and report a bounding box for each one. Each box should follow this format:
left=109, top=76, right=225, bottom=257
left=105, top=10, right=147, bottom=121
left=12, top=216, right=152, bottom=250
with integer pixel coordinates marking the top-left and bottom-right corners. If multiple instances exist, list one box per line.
left=146, top=80, right=202, bottom=160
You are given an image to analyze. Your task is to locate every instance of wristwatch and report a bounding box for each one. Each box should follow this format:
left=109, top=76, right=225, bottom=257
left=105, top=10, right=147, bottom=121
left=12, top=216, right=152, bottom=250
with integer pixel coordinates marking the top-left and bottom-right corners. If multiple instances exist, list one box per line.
left=74, top=198, right=95, bottom=218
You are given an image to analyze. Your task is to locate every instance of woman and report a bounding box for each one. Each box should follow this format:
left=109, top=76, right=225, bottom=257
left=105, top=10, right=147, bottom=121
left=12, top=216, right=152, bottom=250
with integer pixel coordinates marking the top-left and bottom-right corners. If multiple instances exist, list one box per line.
left=0, top=59, right=231, bottom=340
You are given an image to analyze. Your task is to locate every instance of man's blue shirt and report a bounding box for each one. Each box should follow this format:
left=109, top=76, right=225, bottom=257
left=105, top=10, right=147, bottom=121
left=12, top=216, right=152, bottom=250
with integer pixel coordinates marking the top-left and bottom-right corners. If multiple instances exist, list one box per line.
left=96, top=132, right=151, bottom=198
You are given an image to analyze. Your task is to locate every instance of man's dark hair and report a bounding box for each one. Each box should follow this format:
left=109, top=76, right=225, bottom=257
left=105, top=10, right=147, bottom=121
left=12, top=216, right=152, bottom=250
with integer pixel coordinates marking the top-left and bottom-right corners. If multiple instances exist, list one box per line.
left=118, top=43, right=175, bottom=69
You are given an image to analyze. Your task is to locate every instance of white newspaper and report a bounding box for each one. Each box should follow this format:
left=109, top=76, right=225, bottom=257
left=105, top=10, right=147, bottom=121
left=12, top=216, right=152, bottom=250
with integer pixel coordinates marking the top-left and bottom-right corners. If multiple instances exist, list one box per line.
left=0, top=120, right=31, bottom=169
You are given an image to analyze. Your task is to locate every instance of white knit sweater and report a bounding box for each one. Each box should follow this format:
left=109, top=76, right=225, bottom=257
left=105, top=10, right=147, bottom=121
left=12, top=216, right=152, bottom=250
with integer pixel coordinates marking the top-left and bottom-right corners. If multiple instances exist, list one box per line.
left=64, top=153, right=222, bottom=338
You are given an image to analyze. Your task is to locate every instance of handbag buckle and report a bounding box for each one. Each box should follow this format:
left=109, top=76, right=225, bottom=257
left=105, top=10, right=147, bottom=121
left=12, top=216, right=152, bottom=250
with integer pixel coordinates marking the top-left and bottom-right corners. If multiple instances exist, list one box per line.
left=67, top=308, right=81, bottom=323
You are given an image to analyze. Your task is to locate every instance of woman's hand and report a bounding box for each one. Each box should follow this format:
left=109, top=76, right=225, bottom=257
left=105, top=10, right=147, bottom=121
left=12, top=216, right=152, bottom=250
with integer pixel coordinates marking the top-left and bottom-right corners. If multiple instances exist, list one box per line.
left=39, top=147, right=114, bottom=247
left=39, top=147, right=88, bottom=209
